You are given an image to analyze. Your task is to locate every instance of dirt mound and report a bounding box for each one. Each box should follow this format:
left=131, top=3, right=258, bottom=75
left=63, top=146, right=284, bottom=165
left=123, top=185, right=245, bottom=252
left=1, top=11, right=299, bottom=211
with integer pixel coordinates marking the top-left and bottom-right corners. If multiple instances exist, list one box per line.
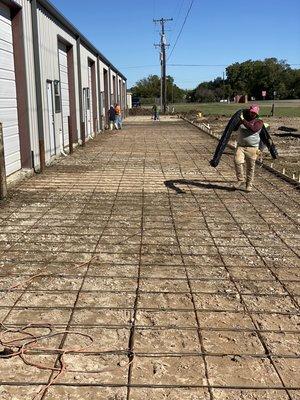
left=129, top=108, right=153, bottom=116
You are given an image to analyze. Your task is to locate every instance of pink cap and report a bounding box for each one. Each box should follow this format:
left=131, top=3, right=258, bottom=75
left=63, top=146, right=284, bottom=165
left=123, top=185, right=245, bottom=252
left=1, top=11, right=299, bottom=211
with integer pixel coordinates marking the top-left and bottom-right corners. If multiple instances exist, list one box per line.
left=249, top=104, right=260, bottom=114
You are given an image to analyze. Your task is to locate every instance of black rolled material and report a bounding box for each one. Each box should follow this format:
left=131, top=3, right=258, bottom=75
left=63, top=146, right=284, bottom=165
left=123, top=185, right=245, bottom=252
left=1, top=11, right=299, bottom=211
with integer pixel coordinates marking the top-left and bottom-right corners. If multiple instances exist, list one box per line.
left=259, top=125, right=278, bottom=159
left=209, top=109, right=278, bottom=168
left=209, top=109, right=242, bottom=167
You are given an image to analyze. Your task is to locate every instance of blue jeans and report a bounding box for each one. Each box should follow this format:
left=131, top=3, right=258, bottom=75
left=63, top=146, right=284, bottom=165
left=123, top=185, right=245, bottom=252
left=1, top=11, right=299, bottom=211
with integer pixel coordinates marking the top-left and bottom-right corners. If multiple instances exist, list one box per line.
left=115, top=115, right=122, bottom=129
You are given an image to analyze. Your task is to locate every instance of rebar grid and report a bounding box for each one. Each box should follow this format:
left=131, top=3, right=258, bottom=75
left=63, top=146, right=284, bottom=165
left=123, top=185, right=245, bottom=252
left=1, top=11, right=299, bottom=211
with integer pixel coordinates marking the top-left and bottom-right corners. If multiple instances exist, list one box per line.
left=126, top=155, right=145, bottom=400
left=160, top=132, right=295, bottom=400
left=40, top=143, right=136, bottom=399
left=0, top=121, right=299, bottom=400
left=187, top=136, right=300, bottom=311
left=1, top=149, right=120, bottom=328
left=165, top=173, right=215, bottom=396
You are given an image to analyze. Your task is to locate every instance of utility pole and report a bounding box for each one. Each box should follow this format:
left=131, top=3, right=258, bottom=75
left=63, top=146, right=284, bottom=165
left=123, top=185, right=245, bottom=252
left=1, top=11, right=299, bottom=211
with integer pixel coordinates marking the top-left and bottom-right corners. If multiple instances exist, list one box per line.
left=153, top=18, right=172, bottom=114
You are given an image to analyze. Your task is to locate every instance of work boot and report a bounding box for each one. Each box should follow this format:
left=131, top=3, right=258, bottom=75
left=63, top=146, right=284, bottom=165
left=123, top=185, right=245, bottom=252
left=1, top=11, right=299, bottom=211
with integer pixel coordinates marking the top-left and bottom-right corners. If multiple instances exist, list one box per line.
left=245, top=158, right=256, bottom=193
left=234, top=181, right=245, bottom=190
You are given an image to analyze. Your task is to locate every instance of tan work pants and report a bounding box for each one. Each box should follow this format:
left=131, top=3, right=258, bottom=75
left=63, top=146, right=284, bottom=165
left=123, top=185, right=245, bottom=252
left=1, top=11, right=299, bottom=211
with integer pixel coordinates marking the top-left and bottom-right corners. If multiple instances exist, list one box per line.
left=234, top=146, right=260, bottom=188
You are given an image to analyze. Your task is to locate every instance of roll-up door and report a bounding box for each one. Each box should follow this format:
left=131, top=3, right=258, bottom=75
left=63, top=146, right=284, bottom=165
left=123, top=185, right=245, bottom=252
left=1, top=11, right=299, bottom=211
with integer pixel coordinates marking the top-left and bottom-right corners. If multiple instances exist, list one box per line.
left=87, top=64, right=93, bottom=136
left=58, top=41, right=70, bottom=148
left=0, top=3, right=21, bottom=176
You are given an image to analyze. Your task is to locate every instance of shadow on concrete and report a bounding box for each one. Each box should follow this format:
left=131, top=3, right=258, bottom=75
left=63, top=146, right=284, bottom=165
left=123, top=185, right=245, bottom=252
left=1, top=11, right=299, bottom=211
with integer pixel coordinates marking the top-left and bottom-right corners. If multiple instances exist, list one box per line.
left=164, top=179, right=236, bottom=194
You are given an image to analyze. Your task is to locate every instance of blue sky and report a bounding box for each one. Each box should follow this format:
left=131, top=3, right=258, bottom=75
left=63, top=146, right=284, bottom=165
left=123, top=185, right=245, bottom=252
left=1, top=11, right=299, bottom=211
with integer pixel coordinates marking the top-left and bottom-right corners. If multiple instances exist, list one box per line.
left=51, top=0, right=300, bottom=89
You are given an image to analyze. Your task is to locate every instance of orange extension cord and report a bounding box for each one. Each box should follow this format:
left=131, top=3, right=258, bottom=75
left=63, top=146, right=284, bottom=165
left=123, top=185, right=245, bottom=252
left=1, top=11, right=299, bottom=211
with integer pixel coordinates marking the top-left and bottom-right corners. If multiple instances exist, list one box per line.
left=0, top=255, right=133, bottom=399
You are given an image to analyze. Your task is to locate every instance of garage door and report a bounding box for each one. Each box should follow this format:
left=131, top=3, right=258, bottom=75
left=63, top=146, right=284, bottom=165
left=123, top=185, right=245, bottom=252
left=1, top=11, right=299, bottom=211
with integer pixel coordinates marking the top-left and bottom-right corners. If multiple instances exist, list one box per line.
left=58, top=42, right=70, bottom=148
left=0, top=3, right=21, bottom=176
left=87, top=64, right=93, bottom=136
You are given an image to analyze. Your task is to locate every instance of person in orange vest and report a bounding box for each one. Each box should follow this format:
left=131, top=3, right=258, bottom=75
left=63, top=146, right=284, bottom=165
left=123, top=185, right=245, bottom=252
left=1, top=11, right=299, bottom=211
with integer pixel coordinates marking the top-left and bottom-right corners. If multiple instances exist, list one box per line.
left=114, top=103, right=122, bottom=130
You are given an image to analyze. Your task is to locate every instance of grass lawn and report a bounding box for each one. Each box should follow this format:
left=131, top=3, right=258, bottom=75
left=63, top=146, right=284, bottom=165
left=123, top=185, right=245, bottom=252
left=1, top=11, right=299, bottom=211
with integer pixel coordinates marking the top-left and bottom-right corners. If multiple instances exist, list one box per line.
left=157, top=101, right=300, bottom=117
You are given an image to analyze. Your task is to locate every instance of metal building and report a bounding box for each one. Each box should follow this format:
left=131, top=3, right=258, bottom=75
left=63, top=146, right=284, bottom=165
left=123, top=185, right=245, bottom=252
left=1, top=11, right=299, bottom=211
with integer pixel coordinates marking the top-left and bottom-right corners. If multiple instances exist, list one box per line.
left=0, top=0, right=126, bottom=183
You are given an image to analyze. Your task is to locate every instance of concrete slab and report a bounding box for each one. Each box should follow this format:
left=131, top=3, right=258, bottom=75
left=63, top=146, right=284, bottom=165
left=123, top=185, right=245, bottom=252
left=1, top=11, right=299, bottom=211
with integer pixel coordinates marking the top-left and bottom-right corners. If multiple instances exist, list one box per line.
left=0, top=117, right=299, bottom=399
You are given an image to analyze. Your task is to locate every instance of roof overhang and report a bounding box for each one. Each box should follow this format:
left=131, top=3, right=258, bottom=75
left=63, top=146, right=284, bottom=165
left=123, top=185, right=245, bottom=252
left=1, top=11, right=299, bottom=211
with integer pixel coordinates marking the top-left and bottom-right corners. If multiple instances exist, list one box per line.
left=38, top=0, right=126, bottom=81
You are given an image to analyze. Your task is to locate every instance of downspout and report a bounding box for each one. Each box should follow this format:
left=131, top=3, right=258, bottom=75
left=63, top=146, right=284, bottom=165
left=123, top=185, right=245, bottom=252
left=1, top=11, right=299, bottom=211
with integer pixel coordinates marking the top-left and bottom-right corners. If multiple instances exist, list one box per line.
left=31, top=0, right=45, bottom=172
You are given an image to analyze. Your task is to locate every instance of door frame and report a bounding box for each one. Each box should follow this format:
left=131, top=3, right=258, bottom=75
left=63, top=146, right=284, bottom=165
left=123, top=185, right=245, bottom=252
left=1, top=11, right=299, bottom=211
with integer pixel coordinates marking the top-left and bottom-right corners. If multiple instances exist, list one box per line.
left=57, top=36, right=77, bottom=146
left=46, top=80, right=56, bottom=157
left=103, top=68, right=109, bottom=124
left=82, top=86, right=90, bottom=138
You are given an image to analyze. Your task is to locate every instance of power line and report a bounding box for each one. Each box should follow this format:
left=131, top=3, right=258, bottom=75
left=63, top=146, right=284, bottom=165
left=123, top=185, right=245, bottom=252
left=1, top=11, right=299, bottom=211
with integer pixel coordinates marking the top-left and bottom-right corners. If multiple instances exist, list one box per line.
left=167, top=0, right=194, bottom=61
left=169, top=0, right=185, bottom=43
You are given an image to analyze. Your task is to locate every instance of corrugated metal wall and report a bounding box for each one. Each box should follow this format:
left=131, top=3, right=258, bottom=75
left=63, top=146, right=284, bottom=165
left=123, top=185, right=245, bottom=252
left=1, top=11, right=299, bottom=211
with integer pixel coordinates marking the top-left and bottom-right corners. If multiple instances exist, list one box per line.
left=37, top=4, right=78, bottom=160
left=110, top=70, right=117, bottom=105
left=17, top=0, right=39, bottom=168
left=0, top=2, right=21, bottom=175
left=58, top=41, right=70, bottom=148
left=0, top=0, right=126, bottom=177
left=99, top=60, right=106, bottom=124
left=80, top=44, right=99, bottom=136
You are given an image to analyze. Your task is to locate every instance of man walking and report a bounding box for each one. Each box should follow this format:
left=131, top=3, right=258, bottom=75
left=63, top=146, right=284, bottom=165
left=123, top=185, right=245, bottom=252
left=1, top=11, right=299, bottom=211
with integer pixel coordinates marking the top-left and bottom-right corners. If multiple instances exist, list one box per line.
left=234, top=104, right=263, bottom=192
left=152, top=104, right=158, bottom=120
left=108, top=105, right=116, bottom=131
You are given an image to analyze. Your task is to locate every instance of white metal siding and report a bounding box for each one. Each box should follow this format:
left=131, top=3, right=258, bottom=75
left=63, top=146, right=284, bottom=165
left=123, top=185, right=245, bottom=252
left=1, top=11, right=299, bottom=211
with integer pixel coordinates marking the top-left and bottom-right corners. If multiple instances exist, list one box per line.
left=99, top=60, right=109, bottom=120
left=88, top=64, right=93, bottom=135
left=58, top=42, right=70, bottom=148
left=2, top=0, right=125, bottom=171
left=46, top=80, right=56, bottom=156
left=122, top=79, right=127, bottom=110
left=0, top=3, right=21, bottom=176
left=37, top=5, right=79, bottom=161
left=19, top=0, right=40, bottom=168
left=110, top=70, right=116, bottom=102
left=127, top=93, right=132, bottom=109
left=80, top=45, right=99, bottom=139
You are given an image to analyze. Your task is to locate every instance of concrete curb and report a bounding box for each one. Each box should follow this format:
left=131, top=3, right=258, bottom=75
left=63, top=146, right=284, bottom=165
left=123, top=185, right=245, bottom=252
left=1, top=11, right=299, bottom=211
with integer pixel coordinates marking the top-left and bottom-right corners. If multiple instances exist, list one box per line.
left=181, top=116, right=300, bottom=190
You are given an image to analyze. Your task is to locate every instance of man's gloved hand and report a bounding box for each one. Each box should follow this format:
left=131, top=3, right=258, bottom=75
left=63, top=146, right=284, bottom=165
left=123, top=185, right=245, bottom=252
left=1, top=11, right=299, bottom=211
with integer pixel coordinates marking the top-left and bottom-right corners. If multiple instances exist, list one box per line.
left=240, top=113, right=245, bottom=121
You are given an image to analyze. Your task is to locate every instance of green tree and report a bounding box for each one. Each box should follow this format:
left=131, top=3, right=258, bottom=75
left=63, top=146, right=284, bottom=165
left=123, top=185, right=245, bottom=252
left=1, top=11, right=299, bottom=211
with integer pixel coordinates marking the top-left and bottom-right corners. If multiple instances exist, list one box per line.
left=166, top=76, right=185, bottom=102
left=131, top=75, right=185, bottom=102
left=131, top=75, right=161, bottom=98
left=226, top=58, right=296, bottom=99
left=189, top=77, right=232, bottom=102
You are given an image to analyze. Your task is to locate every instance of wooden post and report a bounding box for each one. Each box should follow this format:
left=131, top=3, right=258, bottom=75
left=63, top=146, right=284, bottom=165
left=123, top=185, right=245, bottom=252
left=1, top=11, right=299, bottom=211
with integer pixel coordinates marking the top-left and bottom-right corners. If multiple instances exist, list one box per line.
left=68, top=116, right=73, bottom=154
left=0, top=122, right=7, bottom=199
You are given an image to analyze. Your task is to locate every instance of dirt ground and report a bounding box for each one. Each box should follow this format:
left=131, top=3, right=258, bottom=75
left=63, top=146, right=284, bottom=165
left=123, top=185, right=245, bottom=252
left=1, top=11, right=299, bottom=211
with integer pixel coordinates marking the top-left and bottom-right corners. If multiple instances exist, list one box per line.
left=187, top=112, right=300, bottom=179
left=0, top=117, right=299, bottom=399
